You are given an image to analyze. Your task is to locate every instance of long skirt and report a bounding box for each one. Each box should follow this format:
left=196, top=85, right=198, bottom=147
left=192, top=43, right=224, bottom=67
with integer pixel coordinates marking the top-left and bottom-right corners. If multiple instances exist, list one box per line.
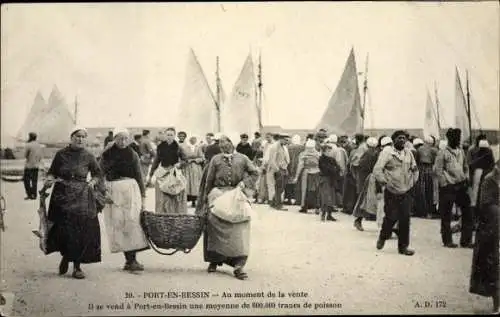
left=415, top=164, right=435, bottom=217
left=342, top=170, right=357, bottom=214
left=203, top=187, right=250, bottom=268
left=102, top=179, right=149, bottom=253
left=257, top=170, right=268, bottom=202
left=284, top=183, right=298, bottom=201
left=46, top=212, right=101, bottom=263
left=319, top=176, right=336, bottom=211
left=300, top=172, right=320, bottom=209
left=353, top=174, right=378, bottom=218
left=183, top=162, right=203, bottom=197
left=155, top=181, right=187, bottom=214
left=470, top=205, right=499, bottom=297
left=469, top=169, right=484, bottom=208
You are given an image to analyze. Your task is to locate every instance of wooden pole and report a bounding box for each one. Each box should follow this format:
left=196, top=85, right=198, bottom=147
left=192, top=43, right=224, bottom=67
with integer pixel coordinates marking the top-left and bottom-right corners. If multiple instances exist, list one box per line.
left=215, top=56, right=221, bottom=133
left=361, top=53, right=369, bottom=134
left=466, top=70, right=472, bottom=145
left=257, top=51, right=263, bottom=133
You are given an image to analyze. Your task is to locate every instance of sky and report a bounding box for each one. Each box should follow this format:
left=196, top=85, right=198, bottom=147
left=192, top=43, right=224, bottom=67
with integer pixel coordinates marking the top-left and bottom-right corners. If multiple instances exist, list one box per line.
left=1, top=2, right=499, bottom=137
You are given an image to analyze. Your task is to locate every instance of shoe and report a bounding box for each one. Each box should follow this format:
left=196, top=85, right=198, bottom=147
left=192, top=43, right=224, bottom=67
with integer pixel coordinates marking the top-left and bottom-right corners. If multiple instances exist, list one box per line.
left=326, top=216, right=337, bottom=222
left=234, top=268, right=248, bottom=280
left=376, top=239, right=385, bottom=250
left=124, top=261, right=144, bottom=272
left=59, top=257, right=69, bottom=275
left=207, top=263, right=217, bottom=273
left=24, top=197, right=31, bottom=200
left=72, top=269, right=85, bottom=279
left=460, top=243, right=474, bottom=249
left=299, top=208, right=307, bottom=213
left=273, top=207, right=288, bottom=211
left=354, top=220, right=364, bottom=232
left=315, top=209, right=320, bottom=215
left=444, top=243, right=458, bottom=248
left=398, top=249, right=415, bottom=256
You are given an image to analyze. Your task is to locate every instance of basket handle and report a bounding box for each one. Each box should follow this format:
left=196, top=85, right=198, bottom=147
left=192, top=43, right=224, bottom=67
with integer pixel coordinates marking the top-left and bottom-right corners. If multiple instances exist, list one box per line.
left=141, top=218, right=193, bottom=256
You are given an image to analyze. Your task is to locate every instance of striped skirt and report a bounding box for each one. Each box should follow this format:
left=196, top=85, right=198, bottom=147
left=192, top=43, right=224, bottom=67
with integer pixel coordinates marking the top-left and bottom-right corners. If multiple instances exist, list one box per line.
left=415, top=164, right=434, bottom=217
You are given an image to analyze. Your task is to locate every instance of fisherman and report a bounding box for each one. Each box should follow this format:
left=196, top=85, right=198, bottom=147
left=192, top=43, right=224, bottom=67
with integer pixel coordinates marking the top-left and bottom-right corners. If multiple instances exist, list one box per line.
left=374, top=130, right=419, bottom=256
left=266, top=133, right=290, bottom=211
left=139, top=129, right=155, bottom=186
left=23, top=132, right=43, bottom=200
left=434, top=128, right=474, bottom=249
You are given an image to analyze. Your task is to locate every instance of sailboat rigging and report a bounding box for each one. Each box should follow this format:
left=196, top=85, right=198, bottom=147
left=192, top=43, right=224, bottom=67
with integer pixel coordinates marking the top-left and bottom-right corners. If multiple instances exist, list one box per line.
left=360, top=53, right=369, bottom=134
left=257, top=52, right=263, bottom=132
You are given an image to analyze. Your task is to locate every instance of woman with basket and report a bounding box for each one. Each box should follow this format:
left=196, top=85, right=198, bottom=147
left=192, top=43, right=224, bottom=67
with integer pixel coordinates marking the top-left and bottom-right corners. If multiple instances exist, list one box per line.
left=148, top=127, right=187, bottom=214
left=99, top=128, right=150, bottom=272
left=42, top=127, right=103, bottom=279
left=196, top=135, right=259, bottom=280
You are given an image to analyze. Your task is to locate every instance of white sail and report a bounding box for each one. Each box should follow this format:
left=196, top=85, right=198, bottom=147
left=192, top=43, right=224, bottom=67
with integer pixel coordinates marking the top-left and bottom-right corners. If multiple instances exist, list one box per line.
left=423, top=90, right=440, bottom=139
left=455, top=68, right=470, bottom=144
left=16, top=91, right=48, bottom=141
left=35, top=85, right=76, bottom=144
left=177, top=48, right=218, bottom=137
left=316, top=48, right=362, bottom=136
left=221, top=53, right=259, bottom=136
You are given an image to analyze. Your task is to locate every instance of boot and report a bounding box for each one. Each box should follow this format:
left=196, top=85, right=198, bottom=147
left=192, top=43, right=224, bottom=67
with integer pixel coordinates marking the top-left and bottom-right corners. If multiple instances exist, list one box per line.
left=354, top=217, right=364, bottom=231
left=326, top=210, right=337, bottom=221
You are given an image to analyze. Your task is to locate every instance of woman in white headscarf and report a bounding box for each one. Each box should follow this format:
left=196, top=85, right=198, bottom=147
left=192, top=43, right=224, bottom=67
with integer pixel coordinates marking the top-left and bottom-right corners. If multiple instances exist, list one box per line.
left=293, top=139, right=321, bottom=213
left=99, top=128, right=149, bottom=272
left=284, top=135, right=304, bottom=205
left=42, top=127, right=103, bottom=279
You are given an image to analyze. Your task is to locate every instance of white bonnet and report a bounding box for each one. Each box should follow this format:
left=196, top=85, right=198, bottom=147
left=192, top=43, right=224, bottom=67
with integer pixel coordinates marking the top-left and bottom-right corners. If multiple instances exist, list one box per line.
left=327, top=134, right=338, bottom=143
left=291, top=134, right=302, bottom=145
left=113, top=127, right=130, bottom=137
left=424, top=135, right=435, bottom=144
left=438, top=139, right=448, bottom=150
left=478, top=139, right=490, bottom=148
left=413, top=138, right=424, bottom=146
left=381, top=136, right=392, bottom=147
left=366, top=137, right=378, bottom=147
left=70, top=126, right=88, bottom=137
left=305, top=139, right=316, bottom=148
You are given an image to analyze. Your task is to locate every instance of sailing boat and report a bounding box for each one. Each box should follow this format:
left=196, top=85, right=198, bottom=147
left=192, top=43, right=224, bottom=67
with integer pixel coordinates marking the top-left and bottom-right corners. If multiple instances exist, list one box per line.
left=177, top=48, right=218, bottom=138
left=221, top=53, right=259, bottom=137
left=35, top=85, right=76, bottom=145
left=316, top=48, right=363, bottom=136
left=16, top=91, right=48, bottom=141
left=423, top=88, right=440, bottom=139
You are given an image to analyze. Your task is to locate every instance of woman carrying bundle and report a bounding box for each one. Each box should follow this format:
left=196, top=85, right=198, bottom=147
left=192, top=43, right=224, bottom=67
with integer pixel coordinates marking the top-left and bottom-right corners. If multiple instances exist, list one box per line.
left=99, top=128, right=149, bottom=272
left=196, top=135, right=259, bottom=280
left=148, top=127, right=187, bottom=214
left=43, top=127, right=103, bottom=279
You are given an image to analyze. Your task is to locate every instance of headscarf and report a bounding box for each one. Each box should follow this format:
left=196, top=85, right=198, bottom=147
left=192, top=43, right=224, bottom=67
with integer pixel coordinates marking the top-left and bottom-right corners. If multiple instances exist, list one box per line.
left=366, top=137, right=378, bottom=148
left=291, top=134, right=301, bottom=145
left=70, top=126, right=88, bottom=138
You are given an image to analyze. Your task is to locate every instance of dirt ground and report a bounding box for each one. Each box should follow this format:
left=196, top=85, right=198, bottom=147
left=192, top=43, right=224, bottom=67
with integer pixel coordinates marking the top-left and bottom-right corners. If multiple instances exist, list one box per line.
left=0, top=180, right=495, bottom=316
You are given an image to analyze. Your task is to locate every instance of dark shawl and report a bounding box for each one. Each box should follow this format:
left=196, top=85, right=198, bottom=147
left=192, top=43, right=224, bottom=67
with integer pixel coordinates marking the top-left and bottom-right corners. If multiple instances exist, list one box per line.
left=100, top=144, right=146, bottom=197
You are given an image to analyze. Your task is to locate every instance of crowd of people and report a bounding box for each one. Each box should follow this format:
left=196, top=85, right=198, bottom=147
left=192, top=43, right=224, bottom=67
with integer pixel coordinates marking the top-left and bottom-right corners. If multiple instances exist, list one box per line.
left=18, top=125, right=499, bottom=313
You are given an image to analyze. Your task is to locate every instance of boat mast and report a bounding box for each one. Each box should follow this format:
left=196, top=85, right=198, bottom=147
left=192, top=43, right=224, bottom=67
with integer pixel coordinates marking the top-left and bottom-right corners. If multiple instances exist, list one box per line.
left=434, top=81, right=442, bottom=135
left=215, top=56, right=221, bottom=133
left=257, top=51, right=263, bottom=133
left=466, top=70, right=472, bottom=145
left=74, top=95, right=78, bottom=125
left=360, top=53, right=369, bottom=134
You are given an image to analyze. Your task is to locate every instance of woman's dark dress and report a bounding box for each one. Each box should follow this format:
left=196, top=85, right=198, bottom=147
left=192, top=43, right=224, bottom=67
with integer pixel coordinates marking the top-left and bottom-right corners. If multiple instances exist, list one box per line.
left=469, top=167, right=499, bottom=297
left=318, top=154, right=339, bottom=212
left=46, top=146, right=103, bottom=263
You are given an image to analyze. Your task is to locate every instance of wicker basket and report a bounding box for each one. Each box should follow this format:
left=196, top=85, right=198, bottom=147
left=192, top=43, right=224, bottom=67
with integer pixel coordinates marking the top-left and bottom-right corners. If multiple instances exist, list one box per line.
left=140, top=210, right=204, bottom=255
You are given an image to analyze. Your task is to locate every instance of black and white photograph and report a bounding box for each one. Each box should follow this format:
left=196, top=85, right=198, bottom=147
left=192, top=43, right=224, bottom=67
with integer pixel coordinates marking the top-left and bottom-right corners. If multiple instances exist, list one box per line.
left=0, top=2, right=499, bottom=315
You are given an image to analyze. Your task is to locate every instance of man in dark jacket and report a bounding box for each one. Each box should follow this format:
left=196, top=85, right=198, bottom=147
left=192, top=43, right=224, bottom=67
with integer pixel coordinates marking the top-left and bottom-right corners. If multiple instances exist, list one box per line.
left=204, top=134, right=222, bottom=163
left=236, top=133, right=255, bottom=160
